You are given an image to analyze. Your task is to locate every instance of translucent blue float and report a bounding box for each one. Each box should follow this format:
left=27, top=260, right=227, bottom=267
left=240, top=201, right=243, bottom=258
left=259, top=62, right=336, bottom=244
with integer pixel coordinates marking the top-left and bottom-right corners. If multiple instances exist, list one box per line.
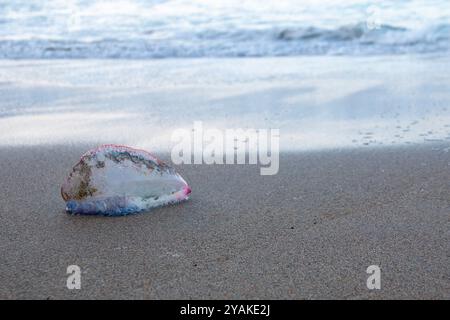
left=61, top=145, right=191, bottom=216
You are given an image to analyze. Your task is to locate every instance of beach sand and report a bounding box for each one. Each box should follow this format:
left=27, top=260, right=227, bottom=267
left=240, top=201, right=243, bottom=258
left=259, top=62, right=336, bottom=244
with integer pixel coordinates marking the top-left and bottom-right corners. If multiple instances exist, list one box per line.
left=0, top=57, right=449, bottom=299
left=0, top=145, right=449, bottom=299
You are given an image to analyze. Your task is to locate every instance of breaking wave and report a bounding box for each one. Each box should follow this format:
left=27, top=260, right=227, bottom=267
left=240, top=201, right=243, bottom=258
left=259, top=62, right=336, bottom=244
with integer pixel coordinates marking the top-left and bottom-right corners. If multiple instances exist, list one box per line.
left=1, top=22, right=449, bottom=58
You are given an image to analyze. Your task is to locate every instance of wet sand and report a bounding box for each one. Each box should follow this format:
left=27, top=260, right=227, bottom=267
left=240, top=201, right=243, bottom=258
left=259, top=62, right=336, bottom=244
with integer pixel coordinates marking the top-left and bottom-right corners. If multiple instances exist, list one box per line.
left=0, top=144, right=449, bottom=299
left=0, top=57, right=449, bottom=299
left=1, top=56, right=450, bottom=150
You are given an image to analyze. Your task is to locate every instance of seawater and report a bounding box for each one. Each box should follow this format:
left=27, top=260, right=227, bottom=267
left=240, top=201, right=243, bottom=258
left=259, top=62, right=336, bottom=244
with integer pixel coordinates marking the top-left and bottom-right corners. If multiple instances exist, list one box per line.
left=0, top=0, right=449, bottom=58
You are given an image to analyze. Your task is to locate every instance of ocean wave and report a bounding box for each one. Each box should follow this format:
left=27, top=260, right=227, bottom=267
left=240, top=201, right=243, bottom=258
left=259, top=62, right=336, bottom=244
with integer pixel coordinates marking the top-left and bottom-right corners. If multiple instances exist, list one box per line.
left=0, top=22, right=449, bottom=59
left=276, top=23, right=408, bottom=42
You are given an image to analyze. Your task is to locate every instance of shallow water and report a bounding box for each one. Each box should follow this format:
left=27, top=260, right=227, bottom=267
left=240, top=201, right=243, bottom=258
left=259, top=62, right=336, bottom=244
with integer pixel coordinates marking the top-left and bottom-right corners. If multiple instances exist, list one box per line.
left=0, top=56, right=449, bottom=151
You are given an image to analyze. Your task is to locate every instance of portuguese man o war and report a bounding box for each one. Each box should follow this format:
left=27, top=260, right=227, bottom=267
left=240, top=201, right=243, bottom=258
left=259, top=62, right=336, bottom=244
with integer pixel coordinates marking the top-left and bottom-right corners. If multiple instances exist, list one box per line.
left=61, top=145, right=191, bottom=216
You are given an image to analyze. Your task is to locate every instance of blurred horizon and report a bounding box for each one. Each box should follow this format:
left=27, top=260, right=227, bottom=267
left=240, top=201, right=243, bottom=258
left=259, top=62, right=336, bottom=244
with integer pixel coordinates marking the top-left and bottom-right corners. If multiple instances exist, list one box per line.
left=0, top=0, right=449, bottom=58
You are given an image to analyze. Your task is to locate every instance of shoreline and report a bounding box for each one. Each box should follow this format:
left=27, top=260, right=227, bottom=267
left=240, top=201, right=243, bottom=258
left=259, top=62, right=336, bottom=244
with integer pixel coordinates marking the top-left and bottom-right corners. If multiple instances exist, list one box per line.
left=1, top=56, right=450, bottom=151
